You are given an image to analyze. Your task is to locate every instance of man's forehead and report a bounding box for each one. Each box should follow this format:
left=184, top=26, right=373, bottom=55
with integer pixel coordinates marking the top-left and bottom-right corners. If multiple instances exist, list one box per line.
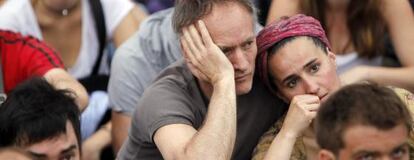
left=215, top=36, right=255, bottom=49
left=343, top=124, right=409, bottom=152
left=201, top=2, right=254, bottom=45
left=202, top=1, right=252, bottom=20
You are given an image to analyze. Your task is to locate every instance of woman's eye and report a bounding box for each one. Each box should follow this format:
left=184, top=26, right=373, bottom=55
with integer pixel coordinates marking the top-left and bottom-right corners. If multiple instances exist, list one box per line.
left=287, top=79, right=297, bottom=88
left=310, top=64, right=320, bottom=73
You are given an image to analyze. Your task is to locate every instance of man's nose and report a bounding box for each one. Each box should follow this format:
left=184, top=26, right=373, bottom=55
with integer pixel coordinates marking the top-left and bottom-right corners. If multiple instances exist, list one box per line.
left=229, top=48, right=248, bottom=72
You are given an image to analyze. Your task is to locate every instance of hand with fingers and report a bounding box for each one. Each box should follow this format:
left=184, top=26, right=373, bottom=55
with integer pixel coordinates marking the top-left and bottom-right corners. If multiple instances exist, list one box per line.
left=280, top=95, right=320, bottom=138
left=180, top=20, right=234, bottom=85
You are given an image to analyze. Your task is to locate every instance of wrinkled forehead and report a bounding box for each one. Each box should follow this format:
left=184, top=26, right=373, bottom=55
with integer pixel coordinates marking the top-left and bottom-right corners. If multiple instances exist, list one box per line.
left=342, top=124, right=409, bottom=156
left=202, top=2, right=255, bottom=46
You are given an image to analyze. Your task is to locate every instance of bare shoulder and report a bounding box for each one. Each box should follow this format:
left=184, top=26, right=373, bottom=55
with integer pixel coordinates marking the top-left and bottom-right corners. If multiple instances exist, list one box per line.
left=267, top=0, right=301, bottom=24
left=381, top=0, right=413, bottom=22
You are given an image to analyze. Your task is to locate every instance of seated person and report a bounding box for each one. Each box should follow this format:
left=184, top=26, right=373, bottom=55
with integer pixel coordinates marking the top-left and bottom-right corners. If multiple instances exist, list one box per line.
left=266, top=0, right=414, bottom=92
left=0, top=0, right=140, bottom=80
left=116, top=0, right=286, bottom=159
left=108, top=6, right=263, bottom=153
left=108, top=8, right=181, bottom=153
left=0, top=30, right=88, bottom=110
left=0, top=77, right=81, bottom=160
left=316, top=83, right=413, bottom=160
left=252, top=14, right=414, bottom=159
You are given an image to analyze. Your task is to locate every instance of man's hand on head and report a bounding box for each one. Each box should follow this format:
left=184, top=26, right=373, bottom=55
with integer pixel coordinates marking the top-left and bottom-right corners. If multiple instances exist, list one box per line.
left=180, top=20, right=234, bottom=86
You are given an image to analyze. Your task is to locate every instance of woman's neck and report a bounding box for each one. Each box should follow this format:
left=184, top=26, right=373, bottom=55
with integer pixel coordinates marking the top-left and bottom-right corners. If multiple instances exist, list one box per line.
left=325, top=6, right=355, bottom=55
left=326, top=0, right=349, bottom=11
left=32, top=0, right=81, bottom=21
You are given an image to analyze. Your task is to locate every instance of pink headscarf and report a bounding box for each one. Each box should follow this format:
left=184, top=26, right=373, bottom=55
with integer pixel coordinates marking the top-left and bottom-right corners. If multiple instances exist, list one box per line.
left=256, top=14, right=331, bottom=94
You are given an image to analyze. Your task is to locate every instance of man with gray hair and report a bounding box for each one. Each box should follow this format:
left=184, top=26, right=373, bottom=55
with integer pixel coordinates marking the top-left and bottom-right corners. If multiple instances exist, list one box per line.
left=116, top=0, right=286, bottom=159
left=108, top=4, right=263, bottom=154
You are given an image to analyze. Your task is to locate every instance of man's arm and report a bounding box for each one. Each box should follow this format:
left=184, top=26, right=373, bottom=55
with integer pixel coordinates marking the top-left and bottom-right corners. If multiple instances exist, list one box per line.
left=111, top=111, right=131, bottom=153
left=108, top=30, right=160, bottom=153
left=112, top=5, right=146, bottom=47
left=266, top=0, right=300, bottom=25
left=154, top=21, right=237, bottom=160
left=155, top=77, right=236, bottom=160
left=82, top=122, right=112, bottom=160
left=43, top=68, right=89, bottom=111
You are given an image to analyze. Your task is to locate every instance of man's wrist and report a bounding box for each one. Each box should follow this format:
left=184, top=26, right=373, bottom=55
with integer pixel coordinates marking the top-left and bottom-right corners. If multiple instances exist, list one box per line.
left=213, top=76, right=235, bottom=89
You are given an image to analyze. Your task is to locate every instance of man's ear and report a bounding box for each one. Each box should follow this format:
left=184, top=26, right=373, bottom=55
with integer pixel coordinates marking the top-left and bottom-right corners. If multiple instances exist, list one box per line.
left=318, top=149, right=336, bottom=160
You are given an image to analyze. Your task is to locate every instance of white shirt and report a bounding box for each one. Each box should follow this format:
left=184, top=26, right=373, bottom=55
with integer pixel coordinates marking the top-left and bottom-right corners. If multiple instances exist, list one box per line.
left=0, top=0, right=133, bottom=78
left=336, top=52, right=382, bottom=74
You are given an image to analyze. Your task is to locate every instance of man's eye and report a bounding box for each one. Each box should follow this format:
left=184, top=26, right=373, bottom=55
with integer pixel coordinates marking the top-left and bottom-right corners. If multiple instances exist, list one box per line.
left=310, top=64, right=320, bottom=73
left=287, top=79, right=297, bottom=88
left=221, top=49, right=231, bottom=55
left=391, top=147, right=407, bottom=158
left=61, top=154, right=74, bottom=160
left=242, top=41, right=253, bottom=50
left=358, top=154, right=374, bottom=160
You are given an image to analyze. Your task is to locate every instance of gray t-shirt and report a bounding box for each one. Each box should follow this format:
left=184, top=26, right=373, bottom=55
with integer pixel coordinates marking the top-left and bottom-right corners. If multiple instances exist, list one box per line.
left=117, top=60, right=287, bottom=160
left=108, top=8, right=181, bottom=115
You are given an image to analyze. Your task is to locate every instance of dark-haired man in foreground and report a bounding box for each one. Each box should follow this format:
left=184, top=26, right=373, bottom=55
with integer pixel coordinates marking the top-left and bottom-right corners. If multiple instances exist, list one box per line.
left=316, top=83, right=413, bottom=160
left=0, top=77, right=81, bottom=160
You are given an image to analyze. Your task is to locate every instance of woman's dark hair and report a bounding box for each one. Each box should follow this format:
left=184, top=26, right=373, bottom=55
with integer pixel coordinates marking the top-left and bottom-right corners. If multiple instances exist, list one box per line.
left=301, top=0, right=386, bottom=58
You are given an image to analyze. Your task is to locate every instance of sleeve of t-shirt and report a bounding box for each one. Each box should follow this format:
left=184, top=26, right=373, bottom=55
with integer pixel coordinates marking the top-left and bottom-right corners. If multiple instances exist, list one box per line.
left=0, top=0, right=25, bottom=33
left=109, top=9, right=179, bottom=116
left=108, top=31, right=159, bottom=115
left=20, top=35, right=64, bottom=77
left=129, top=79, right=196, bottom=143
left=1, top=31, right=64, bottom=93
left=100, top=0, right=134, bottom=38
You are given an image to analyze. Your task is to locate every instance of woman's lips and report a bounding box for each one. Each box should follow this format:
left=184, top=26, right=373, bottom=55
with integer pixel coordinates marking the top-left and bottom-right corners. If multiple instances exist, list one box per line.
left=320, top=93, right=328, bottom=102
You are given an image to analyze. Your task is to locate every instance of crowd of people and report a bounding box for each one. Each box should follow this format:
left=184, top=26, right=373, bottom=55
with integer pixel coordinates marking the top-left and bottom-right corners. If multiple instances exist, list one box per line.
left=0, top=0, right=413, bottom=159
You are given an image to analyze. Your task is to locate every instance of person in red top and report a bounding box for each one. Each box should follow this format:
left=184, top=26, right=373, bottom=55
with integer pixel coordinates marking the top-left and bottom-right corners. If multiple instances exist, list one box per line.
left=0, top=30, right=88, bottom=110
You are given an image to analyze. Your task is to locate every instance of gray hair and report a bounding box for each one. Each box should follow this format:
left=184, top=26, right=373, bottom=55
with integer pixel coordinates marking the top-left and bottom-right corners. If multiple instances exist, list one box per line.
left=172, top=0, right=257, bottom=34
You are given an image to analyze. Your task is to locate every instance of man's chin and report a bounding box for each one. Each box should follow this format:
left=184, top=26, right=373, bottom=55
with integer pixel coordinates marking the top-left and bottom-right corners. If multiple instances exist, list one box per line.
left=235, top=83, right=253, bottom=95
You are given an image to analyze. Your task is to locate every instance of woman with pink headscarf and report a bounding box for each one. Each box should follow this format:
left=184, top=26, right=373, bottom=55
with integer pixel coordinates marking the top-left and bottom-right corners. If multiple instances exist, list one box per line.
left=252, top=14, right=414, bottom=160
